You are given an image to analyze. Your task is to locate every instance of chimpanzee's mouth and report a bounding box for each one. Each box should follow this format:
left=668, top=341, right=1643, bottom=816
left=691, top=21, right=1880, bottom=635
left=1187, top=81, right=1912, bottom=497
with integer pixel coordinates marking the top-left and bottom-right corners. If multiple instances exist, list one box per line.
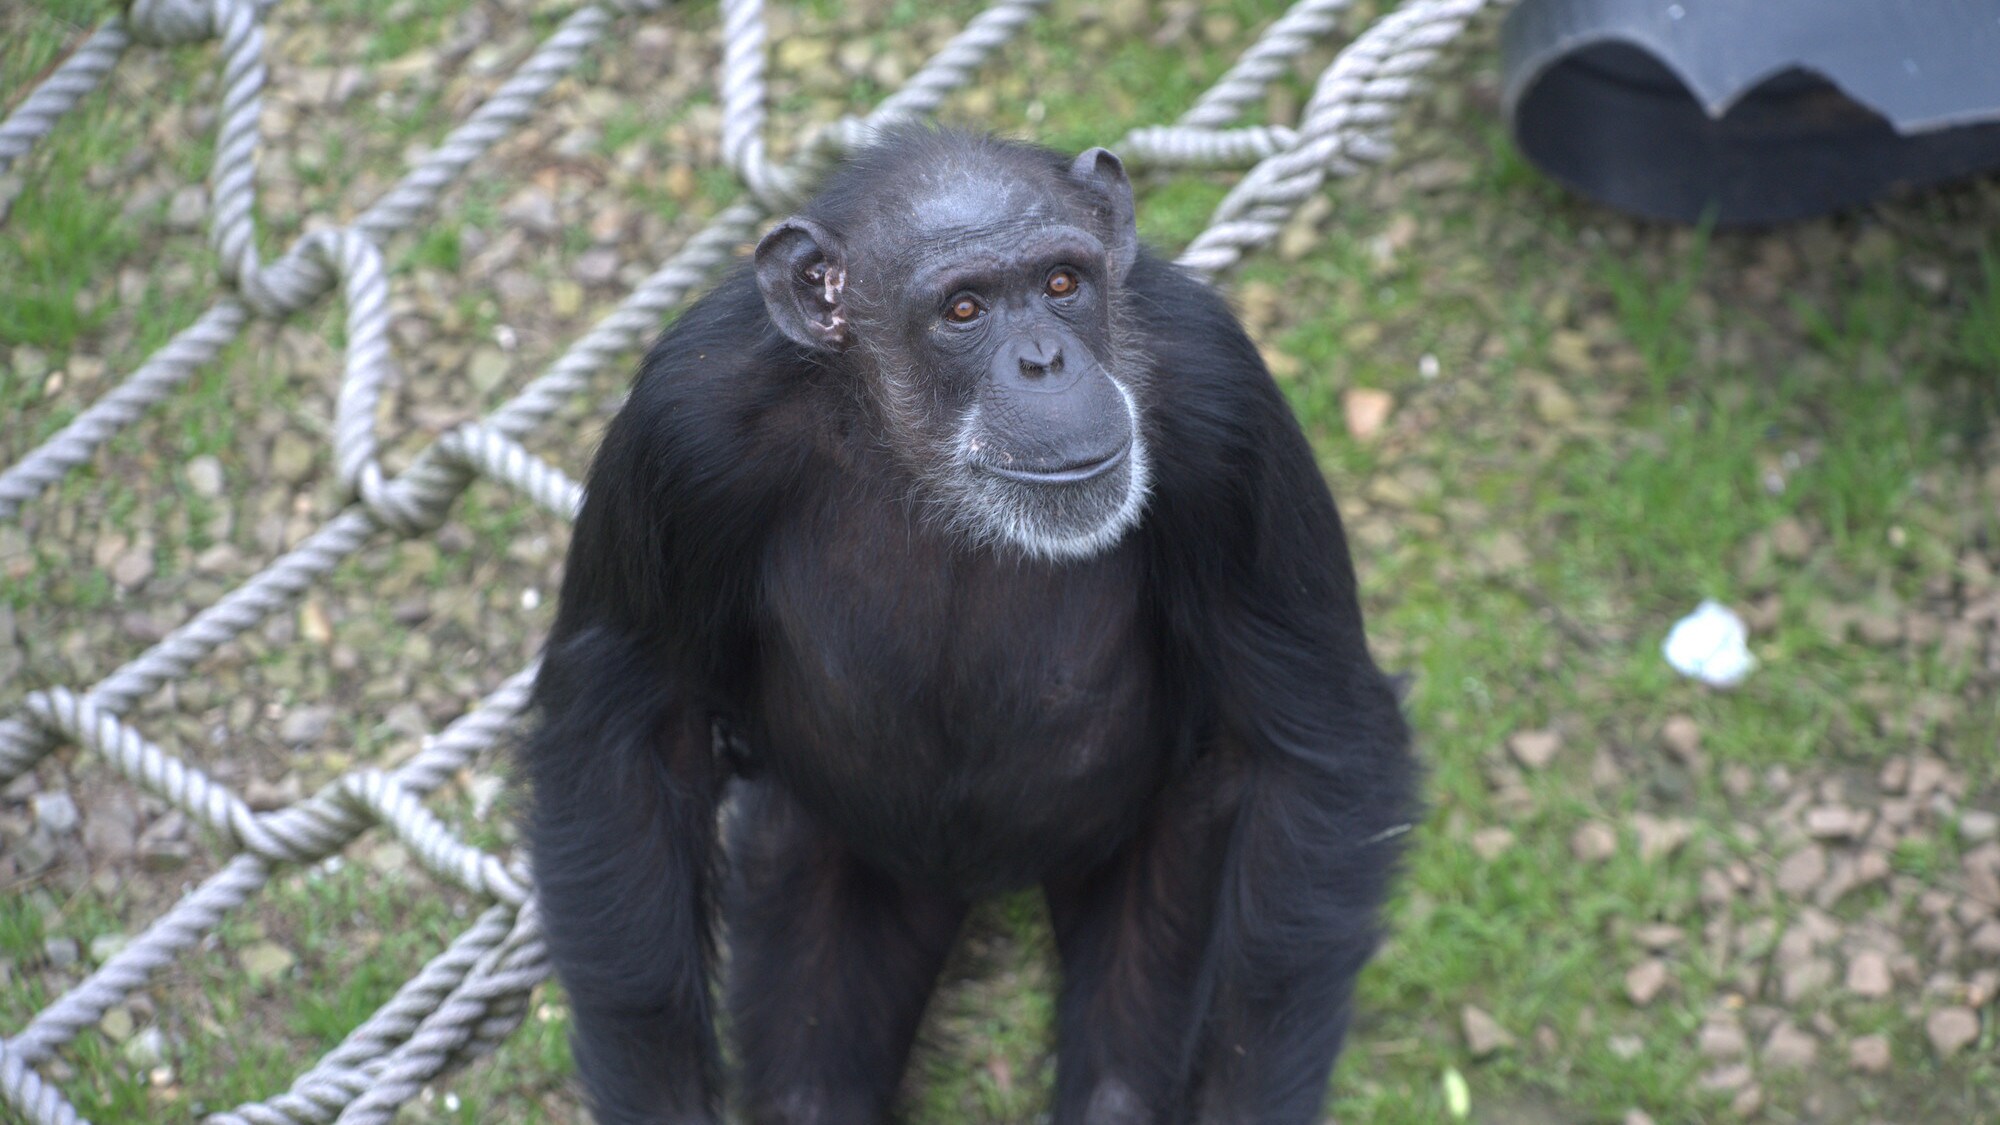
left=976, top=441, right=1130, bottom=485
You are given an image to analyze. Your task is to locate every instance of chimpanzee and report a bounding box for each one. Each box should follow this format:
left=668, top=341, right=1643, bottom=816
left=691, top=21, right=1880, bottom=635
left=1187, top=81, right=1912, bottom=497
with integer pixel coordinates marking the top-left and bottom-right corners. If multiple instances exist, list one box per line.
left=524, top=127, right=1414, bottom=1125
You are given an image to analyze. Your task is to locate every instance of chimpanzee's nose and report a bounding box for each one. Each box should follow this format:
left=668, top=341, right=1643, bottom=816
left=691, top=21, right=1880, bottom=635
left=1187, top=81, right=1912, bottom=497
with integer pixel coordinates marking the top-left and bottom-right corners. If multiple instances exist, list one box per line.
left=1018, top=340, right=1063, bottom=380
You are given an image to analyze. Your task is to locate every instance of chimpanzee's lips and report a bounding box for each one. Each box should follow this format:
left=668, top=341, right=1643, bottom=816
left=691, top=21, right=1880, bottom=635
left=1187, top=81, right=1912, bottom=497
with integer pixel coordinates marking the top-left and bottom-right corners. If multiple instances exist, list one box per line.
left=977, top=441, right=1130, bottom=485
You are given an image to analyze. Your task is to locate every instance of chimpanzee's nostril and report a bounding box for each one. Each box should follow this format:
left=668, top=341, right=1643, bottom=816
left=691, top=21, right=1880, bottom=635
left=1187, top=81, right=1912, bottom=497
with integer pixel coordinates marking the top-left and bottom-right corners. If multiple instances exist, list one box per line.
left=1019, top=345, right=1063, bottom=379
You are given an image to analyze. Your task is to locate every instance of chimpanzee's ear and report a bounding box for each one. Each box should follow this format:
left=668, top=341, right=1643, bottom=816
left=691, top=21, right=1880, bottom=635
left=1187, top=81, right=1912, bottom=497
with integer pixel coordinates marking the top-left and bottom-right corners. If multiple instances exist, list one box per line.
left=755, top=217, right=851, bottom=351
left=1069, top=147, right=1138, bottom=282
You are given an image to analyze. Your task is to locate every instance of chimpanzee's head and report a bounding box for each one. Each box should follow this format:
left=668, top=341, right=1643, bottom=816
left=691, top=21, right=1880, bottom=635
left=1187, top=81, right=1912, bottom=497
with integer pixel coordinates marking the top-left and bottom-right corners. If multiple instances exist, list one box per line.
left=755, top=129, right=1150, bottom=561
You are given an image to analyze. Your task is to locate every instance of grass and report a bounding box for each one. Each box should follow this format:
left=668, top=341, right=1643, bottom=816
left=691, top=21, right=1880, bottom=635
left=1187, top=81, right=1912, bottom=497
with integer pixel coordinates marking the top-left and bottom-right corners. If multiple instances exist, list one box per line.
left=5, top=0, right=2000, bottom=1122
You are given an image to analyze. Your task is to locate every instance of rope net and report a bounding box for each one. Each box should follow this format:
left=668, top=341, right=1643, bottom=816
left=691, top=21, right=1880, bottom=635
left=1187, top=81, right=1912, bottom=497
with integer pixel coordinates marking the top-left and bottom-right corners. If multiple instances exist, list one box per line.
left=0, top=0, right=1496, bottom=1120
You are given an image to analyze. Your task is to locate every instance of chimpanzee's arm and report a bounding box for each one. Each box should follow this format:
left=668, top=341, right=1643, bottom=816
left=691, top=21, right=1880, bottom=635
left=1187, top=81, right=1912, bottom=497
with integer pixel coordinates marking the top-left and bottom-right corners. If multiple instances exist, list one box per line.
left=528, top=627, right=723, bottom=1124
left=1135, top=256, right=1417, bottom=1122
left=1192, top=421, right=1415, bottom=1122
left=525, top=279, right=805, bottom=1124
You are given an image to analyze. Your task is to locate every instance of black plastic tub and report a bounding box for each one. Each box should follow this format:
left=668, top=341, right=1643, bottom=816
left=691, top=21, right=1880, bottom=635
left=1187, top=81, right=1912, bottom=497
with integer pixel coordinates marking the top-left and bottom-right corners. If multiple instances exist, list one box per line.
left=1501, top=0, right=2000, bottom=225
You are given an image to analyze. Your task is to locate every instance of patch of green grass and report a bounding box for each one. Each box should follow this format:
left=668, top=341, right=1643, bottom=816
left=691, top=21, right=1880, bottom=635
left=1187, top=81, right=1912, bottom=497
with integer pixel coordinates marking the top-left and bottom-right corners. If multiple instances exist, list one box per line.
left=1599, top=223, right=1709, bottom=395
left=63, top=1032, right=154, bottom=1121
left=317, top=0, right=466, bottom=62
left=597, top=105, right=653, bottom=157
left=1955, top=250, right=2000, bottom=370
left=0, top=104, right=138, bottom=351
left=0, top=894, right=49, bottom=961
left=0, top=2, right=113, bottom=88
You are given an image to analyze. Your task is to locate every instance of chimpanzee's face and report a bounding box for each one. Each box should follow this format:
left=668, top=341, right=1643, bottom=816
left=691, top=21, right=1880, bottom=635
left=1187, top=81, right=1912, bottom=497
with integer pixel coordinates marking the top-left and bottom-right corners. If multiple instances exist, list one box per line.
left=755, top=148, right=1151, bottom=560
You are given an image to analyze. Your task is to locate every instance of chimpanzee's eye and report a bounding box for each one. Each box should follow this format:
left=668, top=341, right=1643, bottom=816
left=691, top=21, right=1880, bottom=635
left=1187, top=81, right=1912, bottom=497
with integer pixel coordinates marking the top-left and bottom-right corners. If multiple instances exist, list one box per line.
left=945, top=295, right=985, bottom=323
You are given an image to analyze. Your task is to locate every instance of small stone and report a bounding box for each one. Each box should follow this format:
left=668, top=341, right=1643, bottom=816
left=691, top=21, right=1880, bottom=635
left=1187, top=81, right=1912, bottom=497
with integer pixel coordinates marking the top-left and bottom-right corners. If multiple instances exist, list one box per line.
left=123, top=1026, right=169, bottom=1069
left=467, top=348, right=510, bottom=393
left=1659, top=714, right=1703, bottom=767
left=112, top=546, right=155, bottom=588
left=1469, top=826, right=1514, bottom=861
left=1625, top=958, right=1670, bottom=1006
left=1813, top=854, right=1861, bottom=908
left=165, top=185, right=206, bottom=230
left=1775, top=845, right=1828, bottom=896
left=1729, top=1086, right=1764, bottom=1117
left=67, top=353, right=106, bottom=385
left=1761, top=1023, right=1817, bottom=1069
left=1907, top=756, right=1950, bottom=800
left=1632, top=813, right=1693, bottom=863
left=1623, top=1112, right=1656, bottom=1125
left=136, top=808, right=190, bottom=872
left=1528, top=377, right=1578, bottom=424
left=31, top=792, right=79, bottom=835
left=239, top=941, right=296, bottom=983
left=1634, top=924, right=1684, bottom=951
left=1572, top=821, right=1617, bottom=862
left=1855, top=611, right=1902, bottom=646
left=774, top=36, right=832, bottom=71
left=139, top=838, right=193, bottom=872
left=574, top=247, right=620, bottom=286
left=1845, top=951, right=1893, bottom=998
left=1848, top=1034, right=1891, bottom=1073
left=299, top=598, right=333, bottom=645
left=99, top=1006, right=134, bottom=1042
left=1697, top=1020, right=1748, bottom=1059
left=1925, top=1007, right=1979, bottom=1056
left=1957, top=898, right=1990, bottom=929
left=1965, top=843, right=2000, bottom=906
left=279, top=705, right=335, bottom=744
left=244, top=775, right=303, bottom=811
left=1960, top=809, right=1999, bottom=843
left=1853, top=848, right=1892, bottom=887
left=1460, top=1004, right=1516, bottom=1058
left=1968, top=920, right=2000, bottom=957
left=1804, top=806, right=1860, bottom=839
left=1780, top=958, right=1834, bottom=1004
left=662, top=162, right=698, bottom=204
left=1275, top=194, right=1331, bottom=260
left=1697, top=1063, right=1751, bottom=1093
left=1879, top=757, right=1910, bottom=794
left=1770, top=517, right=1812, bottom=561
left=80, top=788, right=139, bottom=856
left=271, top=432, right=317, bottom=483
left=502, top=188, right=560, bottom=234
left=550, top=279, right=584, bottom=317
left=89, top=933, right=128, bottom=964
left=44, top=937, right=79, bottom=968
left=1806, top=905, right=1849, bottom=942
left=1341, top=387, right=1393, bottom=441
left=1548, top=329, right=1593, bottom=376
left=1506, top=729, right=1561, bottom=770
left=835, top=38, right=874, bottom=75
left=184, top=454, right=224, bottom=497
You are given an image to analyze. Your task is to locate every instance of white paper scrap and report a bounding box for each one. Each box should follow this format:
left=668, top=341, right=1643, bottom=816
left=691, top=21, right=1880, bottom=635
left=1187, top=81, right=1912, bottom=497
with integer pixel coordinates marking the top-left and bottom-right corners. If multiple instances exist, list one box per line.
left=1662, top=599, right=1757, bottom=688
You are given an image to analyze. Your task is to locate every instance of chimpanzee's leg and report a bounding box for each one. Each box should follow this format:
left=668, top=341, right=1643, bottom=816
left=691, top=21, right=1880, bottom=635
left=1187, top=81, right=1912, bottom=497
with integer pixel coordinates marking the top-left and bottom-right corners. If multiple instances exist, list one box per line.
left=726, top=782, right=968, bottom=1125
left=1043, top=754, right=1239, bottom=1125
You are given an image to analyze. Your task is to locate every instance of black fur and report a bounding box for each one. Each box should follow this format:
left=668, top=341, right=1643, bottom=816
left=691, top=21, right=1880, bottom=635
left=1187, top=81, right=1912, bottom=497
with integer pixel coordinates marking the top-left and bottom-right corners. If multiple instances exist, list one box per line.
left=524, top=129, right=1415, bottom=1125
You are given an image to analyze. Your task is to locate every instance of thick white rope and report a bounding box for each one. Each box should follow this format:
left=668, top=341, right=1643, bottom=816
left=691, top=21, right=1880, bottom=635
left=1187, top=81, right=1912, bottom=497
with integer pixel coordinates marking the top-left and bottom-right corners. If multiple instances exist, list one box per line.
left=0, top=0, right=653, bottom=520
left=0, top=1, right=1493, bottom=1120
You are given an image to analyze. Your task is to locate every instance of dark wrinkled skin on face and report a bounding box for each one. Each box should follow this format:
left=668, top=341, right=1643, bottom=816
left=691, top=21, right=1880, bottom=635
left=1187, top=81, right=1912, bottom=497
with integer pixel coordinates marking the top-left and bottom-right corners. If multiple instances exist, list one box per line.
left=523, top=128, right=1415, bottom=1125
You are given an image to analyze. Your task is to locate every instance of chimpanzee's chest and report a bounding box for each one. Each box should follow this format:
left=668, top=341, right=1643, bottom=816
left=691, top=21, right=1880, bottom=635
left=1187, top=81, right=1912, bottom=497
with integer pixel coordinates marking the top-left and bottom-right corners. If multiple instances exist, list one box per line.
left=747, top=506, right=1168, bottom=888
